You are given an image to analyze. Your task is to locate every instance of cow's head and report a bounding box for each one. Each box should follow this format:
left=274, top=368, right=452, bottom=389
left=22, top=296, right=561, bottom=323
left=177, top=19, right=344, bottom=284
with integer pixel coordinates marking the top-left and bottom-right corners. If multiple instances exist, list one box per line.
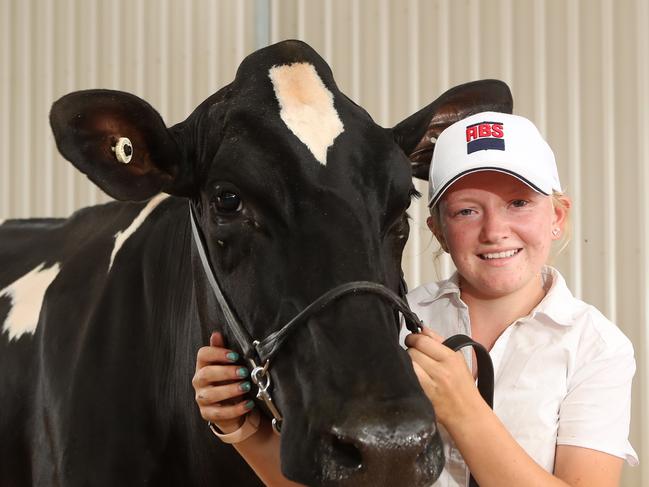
left=50, top=40, right=511, bottom=486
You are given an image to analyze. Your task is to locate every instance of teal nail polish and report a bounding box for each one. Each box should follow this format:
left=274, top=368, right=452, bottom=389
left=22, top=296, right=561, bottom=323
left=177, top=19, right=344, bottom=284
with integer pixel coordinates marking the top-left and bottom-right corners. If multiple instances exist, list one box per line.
left=226, top=352, right=239, bottom=362
left=236, top=367, right=249, bottom=378
left=240, top=381, right=251, bottom=393
left=244, top=400, right=255, bottom=410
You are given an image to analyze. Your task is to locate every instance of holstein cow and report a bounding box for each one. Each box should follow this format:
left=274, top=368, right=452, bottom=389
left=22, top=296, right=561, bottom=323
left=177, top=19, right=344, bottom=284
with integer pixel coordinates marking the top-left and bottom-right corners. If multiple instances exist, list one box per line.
left=0, top=40, right=512, bottom=486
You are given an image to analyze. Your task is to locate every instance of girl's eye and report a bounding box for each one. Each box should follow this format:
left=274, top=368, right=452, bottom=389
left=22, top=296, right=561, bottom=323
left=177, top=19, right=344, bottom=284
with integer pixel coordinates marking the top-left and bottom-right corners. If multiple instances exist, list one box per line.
left=457, top=208, right=475, bottom=216
left=212, top=191, right=243, bottom=214
left=511, top=199, right=528, bottom=208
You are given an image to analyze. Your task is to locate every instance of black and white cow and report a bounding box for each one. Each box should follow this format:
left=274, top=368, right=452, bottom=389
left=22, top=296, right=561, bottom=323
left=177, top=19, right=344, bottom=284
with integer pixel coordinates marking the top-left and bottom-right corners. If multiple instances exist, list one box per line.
left=0, top=40, right=511, bottom=486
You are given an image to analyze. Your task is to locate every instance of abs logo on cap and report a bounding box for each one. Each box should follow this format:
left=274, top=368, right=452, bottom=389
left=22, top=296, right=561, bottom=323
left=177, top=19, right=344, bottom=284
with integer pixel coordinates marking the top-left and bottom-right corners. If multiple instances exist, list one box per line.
left=466, top=122, right=505, bottom=154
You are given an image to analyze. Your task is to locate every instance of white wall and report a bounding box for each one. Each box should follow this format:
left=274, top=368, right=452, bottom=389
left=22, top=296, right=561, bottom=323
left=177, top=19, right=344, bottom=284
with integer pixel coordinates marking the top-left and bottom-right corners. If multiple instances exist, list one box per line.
left=1, top=1, right=647, bottom=484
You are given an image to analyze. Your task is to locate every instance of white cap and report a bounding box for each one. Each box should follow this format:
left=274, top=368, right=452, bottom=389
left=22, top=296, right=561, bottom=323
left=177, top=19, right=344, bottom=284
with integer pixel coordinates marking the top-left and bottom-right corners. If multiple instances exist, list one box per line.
left=428, top=111, right=562, bottom=207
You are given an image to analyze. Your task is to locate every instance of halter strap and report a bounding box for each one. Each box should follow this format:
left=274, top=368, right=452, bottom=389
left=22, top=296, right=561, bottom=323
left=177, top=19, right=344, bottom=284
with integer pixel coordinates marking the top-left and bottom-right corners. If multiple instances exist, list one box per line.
left=189, top=203, right=257, bottom=359
left=256, top=281, right=422, bottom=362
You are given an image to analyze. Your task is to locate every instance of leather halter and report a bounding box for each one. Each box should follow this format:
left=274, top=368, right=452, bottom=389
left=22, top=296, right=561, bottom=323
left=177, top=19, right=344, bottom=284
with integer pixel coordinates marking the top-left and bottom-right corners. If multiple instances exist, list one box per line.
left=189, top=201, right=493, bottom=455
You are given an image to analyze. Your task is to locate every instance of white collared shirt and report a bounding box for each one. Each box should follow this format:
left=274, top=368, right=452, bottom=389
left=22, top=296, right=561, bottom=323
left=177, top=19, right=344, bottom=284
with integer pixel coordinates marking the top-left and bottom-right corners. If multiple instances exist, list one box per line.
left=401, top=266, right=638, bottom=487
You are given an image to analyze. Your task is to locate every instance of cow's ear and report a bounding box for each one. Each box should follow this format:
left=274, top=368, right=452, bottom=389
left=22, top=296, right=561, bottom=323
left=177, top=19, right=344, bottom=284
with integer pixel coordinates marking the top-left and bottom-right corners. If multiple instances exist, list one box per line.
left=392, top=79, right=513, bottom=180
left=50, top=89, right=190, bottom=201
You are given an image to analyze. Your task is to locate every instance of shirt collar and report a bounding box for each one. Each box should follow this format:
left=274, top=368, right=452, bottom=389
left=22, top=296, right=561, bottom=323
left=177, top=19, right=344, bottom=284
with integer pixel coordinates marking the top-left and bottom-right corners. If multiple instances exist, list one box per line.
left=414, top=266, right=577, bottom=327
left=416, top=272, right=462, bottom=305
left=528, top=266, right=577, bottom=326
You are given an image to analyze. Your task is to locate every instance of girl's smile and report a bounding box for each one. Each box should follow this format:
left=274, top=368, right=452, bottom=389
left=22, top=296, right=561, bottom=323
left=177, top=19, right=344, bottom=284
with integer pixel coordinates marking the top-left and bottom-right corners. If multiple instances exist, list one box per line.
left=478, top=248, right=521, bottom=261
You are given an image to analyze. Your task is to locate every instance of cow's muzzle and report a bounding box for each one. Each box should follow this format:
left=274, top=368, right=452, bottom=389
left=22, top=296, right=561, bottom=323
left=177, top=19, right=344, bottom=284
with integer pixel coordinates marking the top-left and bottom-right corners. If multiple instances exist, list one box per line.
left=319, top=411, right=444, bottom=486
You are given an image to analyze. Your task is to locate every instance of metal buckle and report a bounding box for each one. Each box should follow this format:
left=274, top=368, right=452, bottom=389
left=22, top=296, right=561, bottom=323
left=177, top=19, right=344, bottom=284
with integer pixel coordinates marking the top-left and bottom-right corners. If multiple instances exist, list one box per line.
left=249, top=347, right=283, bottom=434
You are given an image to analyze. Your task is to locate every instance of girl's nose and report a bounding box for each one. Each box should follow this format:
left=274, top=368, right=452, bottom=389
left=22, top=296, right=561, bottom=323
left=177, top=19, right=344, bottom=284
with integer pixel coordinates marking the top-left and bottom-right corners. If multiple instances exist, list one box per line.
left=479, top=210, right=509, bottom=243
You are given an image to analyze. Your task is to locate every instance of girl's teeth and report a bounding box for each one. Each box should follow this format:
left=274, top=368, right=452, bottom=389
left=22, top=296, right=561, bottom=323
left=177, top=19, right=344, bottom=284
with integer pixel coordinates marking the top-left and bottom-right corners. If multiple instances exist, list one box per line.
left=482, top=249, right=518, bottom=259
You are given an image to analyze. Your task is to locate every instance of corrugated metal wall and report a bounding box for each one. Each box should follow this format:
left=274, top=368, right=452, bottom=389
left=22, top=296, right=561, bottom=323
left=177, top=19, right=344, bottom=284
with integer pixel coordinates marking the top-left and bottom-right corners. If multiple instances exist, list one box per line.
left=1, top=1, right=647, bottom=484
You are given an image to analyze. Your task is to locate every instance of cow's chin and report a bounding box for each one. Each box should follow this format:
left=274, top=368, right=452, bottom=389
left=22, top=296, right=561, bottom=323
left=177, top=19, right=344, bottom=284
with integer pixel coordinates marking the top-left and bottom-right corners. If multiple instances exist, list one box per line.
left=277, top=406, right=445, bottom=487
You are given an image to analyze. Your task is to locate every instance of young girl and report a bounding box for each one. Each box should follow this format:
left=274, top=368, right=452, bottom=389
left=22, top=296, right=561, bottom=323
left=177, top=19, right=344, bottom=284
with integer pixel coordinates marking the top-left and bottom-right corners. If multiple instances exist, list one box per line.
left=192, top=111, right=637, bottom=486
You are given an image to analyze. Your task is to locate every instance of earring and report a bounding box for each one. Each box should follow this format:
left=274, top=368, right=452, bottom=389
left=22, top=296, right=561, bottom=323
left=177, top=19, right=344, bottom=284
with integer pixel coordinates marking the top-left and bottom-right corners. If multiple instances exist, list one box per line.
left=552, top=228, right=560, bottom=236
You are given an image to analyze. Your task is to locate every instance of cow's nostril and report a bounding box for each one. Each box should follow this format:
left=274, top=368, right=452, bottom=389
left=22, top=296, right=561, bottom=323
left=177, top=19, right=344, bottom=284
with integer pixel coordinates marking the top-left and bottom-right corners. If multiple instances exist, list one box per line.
left=320, top=417, right=442, bottom=486
left=330, top=435, right=363, bottom=471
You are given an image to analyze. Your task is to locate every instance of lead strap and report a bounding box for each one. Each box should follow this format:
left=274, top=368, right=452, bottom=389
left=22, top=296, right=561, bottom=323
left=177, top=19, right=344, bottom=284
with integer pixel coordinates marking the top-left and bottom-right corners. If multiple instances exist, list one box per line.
left=442, top=334, right=494, bottom=487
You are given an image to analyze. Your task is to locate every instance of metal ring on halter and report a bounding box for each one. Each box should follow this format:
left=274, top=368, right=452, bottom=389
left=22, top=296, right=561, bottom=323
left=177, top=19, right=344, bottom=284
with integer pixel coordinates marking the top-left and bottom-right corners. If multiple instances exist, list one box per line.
left=251, top=363, right=270, bottom=389
left=247, top=351, right=283, bottom=434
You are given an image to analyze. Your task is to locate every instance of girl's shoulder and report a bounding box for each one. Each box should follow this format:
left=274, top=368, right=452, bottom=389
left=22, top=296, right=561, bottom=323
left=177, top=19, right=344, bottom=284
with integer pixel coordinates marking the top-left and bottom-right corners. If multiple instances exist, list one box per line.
left=538, top=267, right=633, bottom=356
left=566, top=300, right=634, bottom=359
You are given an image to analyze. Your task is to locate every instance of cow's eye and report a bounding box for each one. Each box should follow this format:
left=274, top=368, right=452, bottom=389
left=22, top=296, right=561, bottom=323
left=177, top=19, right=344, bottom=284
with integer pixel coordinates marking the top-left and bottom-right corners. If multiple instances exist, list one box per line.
left=212, top=191, right=243, bottom=214
left=390, top=214, right=410, bottom=239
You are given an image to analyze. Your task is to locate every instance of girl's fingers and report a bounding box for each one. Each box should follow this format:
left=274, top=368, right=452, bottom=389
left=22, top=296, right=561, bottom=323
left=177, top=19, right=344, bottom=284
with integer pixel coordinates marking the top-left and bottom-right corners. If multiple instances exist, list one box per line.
left=407, top=347, right=440, bottom=373
left=408, top=346, right=471, bottom=390
left=405, top=332, right=453, bottom=361
left=210, top=331, right=224, bottom=347
left=195, top=342, right=240, bottom=373
left=411, top=360, right=435, bottom=386
left=419, top=326, right=444, bottom=342
left=192, top=363, right=250, bottom=389
left=199, top=398, right=256, bottom=423
left=195, top=380, right=252, bottom=406
left=193, top=329, right=256, bottom=428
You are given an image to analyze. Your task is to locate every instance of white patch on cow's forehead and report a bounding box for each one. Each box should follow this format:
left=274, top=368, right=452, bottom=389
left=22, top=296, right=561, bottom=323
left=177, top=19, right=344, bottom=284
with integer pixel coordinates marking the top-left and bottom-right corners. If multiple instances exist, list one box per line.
left=269, top=62, right=344, bottom=165
left=109, top=193, right=169, bottom=271
left=1, top=262, right=61, bottom=341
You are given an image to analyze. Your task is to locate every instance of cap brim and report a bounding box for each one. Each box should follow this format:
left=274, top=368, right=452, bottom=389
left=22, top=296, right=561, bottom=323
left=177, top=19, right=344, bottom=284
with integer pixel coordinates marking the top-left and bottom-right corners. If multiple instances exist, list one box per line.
left=428, top=166, right=551, bottom=207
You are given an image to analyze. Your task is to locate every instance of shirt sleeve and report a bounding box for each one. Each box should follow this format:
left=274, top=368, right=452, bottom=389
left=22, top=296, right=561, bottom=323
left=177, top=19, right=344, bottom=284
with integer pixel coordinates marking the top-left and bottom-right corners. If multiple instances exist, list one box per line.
left=556, top=323, right=638, bottom=465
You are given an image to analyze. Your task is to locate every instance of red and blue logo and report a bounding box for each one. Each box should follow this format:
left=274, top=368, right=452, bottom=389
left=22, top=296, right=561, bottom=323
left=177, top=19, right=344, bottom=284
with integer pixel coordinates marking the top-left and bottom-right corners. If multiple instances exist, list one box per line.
left=466, top=122, right=505, bottom=154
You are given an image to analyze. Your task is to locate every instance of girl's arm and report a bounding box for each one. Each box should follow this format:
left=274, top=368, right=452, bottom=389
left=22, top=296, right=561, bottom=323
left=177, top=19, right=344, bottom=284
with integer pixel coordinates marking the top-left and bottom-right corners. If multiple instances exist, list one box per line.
left=193, top=331, right=304, bottom=487
left=406, top=328, right=623, bottom=487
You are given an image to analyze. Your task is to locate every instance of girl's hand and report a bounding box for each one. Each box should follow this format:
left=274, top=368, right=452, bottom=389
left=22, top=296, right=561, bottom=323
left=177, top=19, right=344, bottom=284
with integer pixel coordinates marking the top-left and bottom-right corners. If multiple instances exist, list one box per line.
left=192, top=331, right=255, bottom=433
left=405, top=327, right=487, bottom=429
